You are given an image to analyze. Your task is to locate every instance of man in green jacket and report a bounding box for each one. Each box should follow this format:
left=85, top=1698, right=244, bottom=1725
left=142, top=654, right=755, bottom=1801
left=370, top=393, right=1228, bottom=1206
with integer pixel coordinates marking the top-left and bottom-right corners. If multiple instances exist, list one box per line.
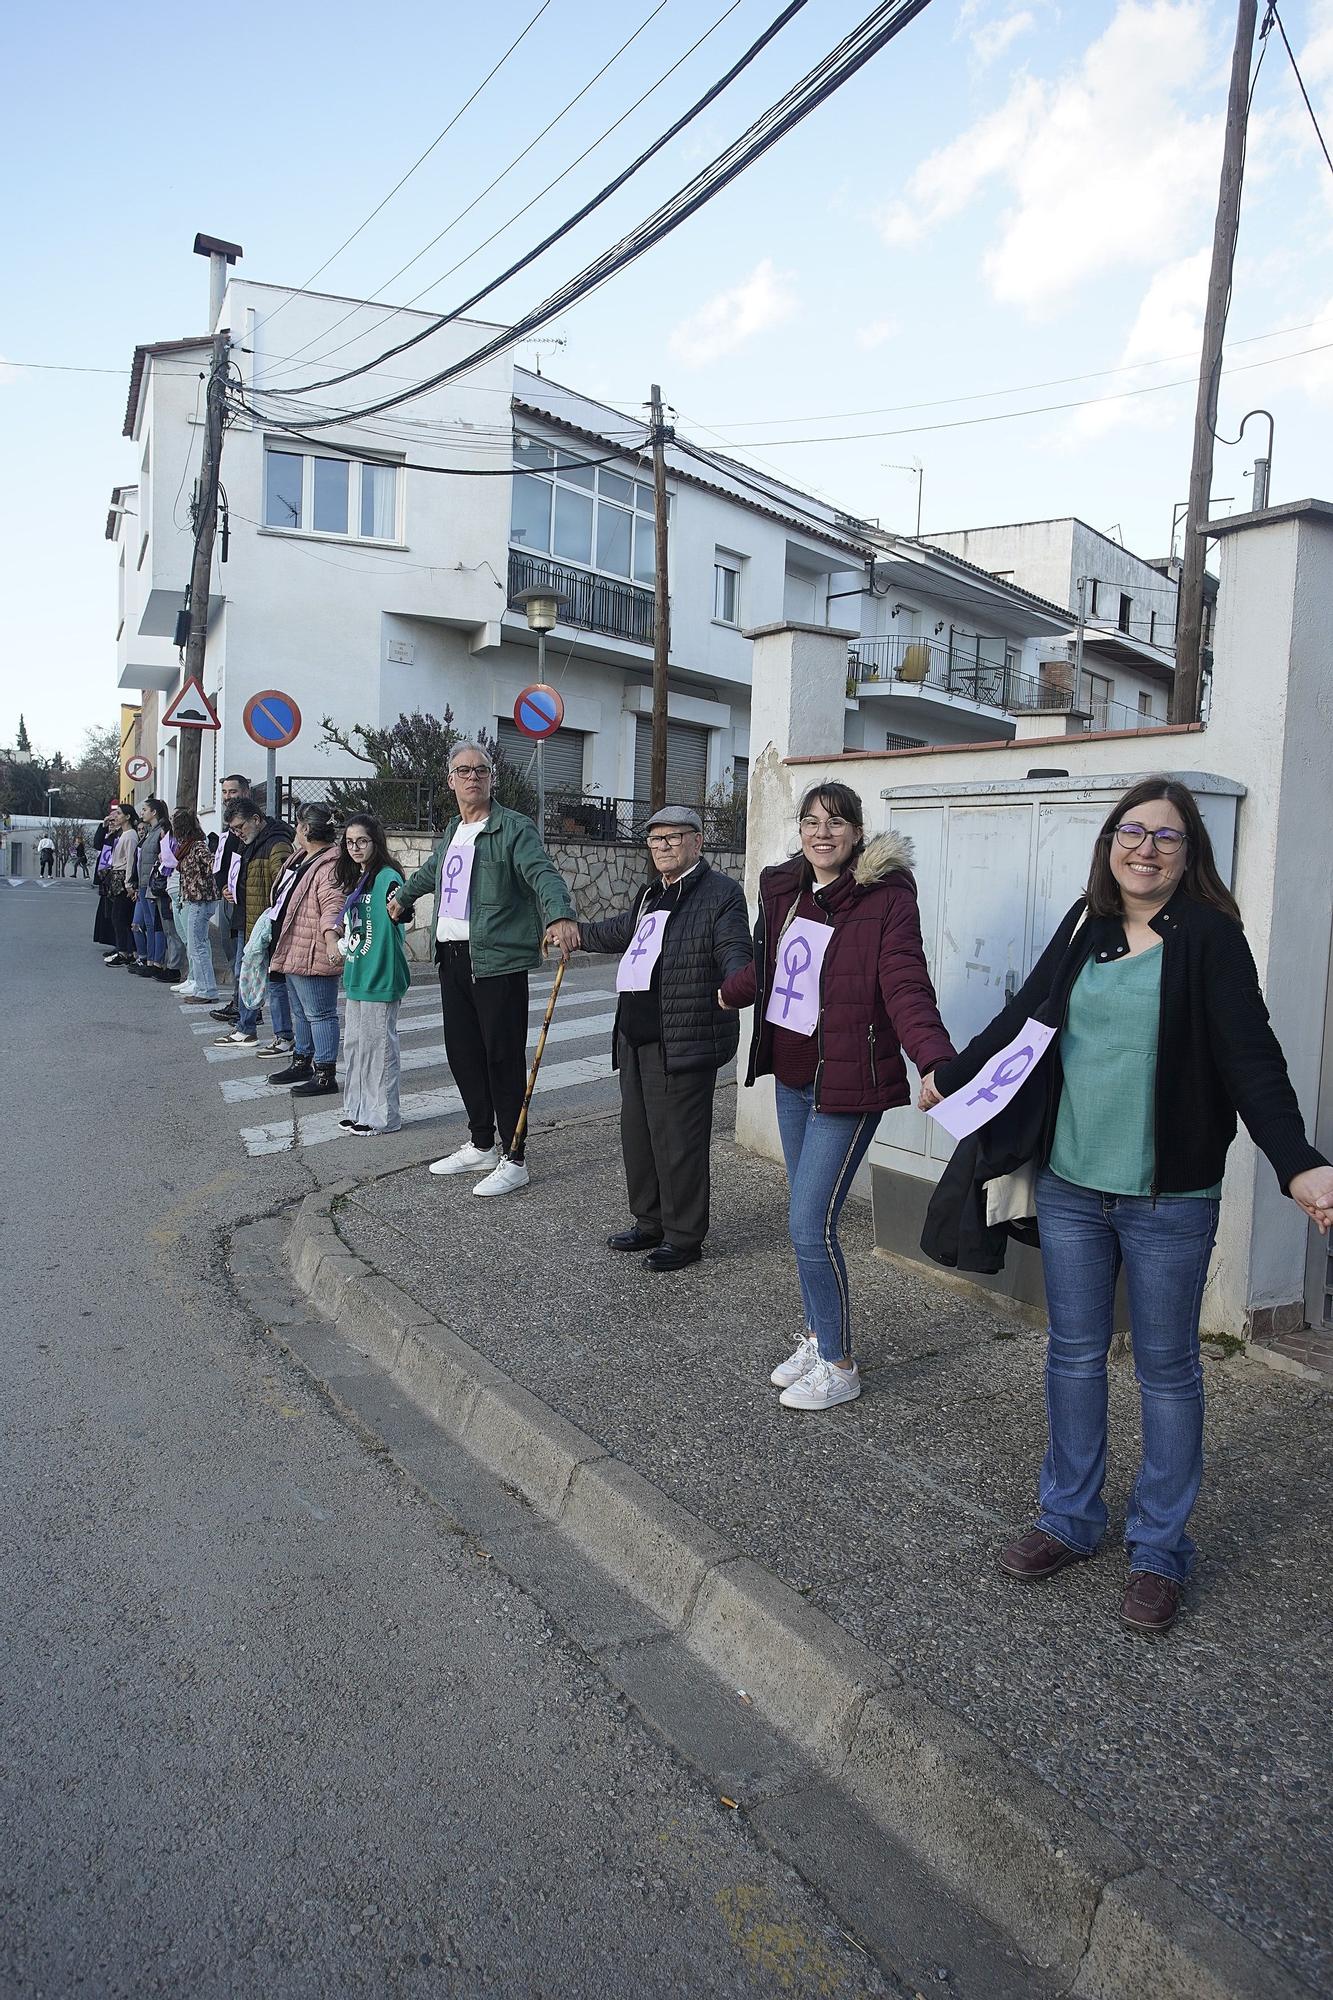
left=388, top=740, right=579, bottom=1196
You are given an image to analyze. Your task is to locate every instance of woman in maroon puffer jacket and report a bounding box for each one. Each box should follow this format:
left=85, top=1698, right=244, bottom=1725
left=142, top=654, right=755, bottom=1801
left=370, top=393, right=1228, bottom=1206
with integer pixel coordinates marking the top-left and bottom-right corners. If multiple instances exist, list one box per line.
left=722, top=782, right=954, bottom=1413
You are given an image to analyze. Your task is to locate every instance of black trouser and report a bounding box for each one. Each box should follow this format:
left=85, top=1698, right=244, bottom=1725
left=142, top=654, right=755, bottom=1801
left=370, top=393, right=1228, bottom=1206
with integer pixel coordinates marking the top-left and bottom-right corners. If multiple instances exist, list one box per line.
left=111, top=891, right=135, bottom=957
left=437, top=943, right=530, bottom=1160
left=39, top=852, right=53, bottom=876
left=73, top=856, right=89, bottom=877
left=617, top=1035, right=718, bottom=1251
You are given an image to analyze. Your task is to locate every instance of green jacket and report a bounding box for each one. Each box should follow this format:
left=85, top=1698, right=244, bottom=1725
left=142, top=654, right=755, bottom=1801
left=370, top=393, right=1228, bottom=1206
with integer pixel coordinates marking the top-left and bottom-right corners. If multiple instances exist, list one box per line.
left=342, top=867, right=410, bottom=1005
left=397, top=805, right=575, bottom=978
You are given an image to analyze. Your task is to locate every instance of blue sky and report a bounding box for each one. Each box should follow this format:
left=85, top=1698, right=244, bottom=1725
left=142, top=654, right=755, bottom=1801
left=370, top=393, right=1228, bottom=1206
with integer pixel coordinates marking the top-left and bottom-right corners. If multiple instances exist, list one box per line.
left=6, top=0, right=1333, bottom=756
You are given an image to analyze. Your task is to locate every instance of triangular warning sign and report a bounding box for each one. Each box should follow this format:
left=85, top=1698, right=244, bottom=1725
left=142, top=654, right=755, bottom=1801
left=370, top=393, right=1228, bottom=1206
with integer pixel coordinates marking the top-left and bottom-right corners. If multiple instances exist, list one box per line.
left=161, top=676, right=220, bottom=731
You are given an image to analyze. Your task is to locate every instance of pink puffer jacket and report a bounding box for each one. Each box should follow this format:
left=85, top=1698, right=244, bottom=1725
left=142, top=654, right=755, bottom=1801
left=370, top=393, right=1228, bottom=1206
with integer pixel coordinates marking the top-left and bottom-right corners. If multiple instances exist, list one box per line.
left=269, top=846, right=344, bottom=978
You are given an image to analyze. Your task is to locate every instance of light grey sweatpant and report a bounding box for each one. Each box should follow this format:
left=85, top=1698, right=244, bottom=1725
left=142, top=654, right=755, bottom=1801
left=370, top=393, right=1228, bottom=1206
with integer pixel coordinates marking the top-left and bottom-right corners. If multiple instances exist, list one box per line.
left=342, top=998, right=401, bottom=1131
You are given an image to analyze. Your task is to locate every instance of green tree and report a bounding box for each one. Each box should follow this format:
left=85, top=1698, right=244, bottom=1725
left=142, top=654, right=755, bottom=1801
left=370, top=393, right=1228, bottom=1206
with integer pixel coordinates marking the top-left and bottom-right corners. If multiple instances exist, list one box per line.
left=316, top=710, right=536, bottom=828
left=15, top=714, right=31, bottom=754
left=65, top=725, right=123, bottom=818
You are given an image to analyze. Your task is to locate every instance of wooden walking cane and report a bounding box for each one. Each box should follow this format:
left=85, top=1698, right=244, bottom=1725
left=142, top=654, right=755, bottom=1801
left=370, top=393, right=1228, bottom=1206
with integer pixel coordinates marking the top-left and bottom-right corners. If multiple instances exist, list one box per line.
left=507, top=950, right=567, bottom=1162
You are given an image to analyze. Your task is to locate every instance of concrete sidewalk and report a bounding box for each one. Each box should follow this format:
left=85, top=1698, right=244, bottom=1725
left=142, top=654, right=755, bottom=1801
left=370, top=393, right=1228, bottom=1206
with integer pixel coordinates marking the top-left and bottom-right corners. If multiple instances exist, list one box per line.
left=317, top=1099, right=1329, bottom=1995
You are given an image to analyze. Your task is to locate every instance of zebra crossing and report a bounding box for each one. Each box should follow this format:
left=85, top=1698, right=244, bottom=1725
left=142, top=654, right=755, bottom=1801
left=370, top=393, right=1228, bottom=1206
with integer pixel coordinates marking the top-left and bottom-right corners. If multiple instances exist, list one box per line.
left=181, top=971, right=619, bottom=1157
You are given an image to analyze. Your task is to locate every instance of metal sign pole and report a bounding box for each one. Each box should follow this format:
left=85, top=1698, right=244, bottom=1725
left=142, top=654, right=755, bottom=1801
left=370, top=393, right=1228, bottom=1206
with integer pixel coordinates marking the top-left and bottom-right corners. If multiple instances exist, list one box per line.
left=536, top=628, right=547, bottom=837
left=266, top=746, right=277, bottom=820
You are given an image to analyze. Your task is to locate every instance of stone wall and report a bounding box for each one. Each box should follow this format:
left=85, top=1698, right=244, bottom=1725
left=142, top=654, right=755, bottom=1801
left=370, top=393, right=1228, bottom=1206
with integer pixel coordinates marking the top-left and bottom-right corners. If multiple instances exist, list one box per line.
left=387, top=829, right=746, bottom=962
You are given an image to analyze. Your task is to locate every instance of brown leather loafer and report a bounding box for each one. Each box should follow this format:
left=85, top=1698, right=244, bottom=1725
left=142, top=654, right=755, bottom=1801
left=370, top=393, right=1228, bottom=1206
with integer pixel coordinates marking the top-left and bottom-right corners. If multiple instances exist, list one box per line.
left=997, top=1528, right=1090, bottom=1581
left=1120, top=1571, right=1181, bottom=1634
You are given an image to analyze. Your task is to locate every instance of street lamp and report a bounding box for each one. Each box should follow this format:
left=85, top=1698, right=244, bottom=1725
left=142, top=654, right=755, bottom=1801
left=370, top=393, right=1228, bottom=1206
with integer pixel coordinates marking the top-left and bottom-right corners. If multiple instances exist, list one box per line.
left=509, top=584, right=568, bottom=834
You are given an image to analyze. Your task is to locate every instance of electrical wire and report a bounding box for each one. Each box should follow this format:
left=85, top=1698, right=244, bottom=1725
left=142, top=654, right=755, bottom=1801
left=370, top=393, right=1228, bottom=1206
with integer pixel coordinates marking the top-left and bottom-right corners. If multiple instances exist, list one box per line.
left=247, top=0, right=557, bottom=346
left=228, top=391, right=649, bottom=477
left=262, top=0, right=677, bottom=381
left=1268, top=3, right=1333, bottom=180
left=247, top=0, right=938, bottom=425
left=262, top=0, right=803, bottom=388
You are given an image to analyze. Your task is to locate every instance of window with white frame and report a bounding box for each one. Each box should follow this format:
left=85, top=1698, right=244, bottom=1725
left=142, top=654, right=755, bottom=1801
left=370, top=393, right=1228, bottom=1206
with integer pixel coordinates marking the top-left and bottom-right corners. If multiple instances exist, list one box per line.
left=510, top=434, right=658, bottom=584
left=263, top=446, right=400, bottom=541
left=714, top=551, right=742, bottom=626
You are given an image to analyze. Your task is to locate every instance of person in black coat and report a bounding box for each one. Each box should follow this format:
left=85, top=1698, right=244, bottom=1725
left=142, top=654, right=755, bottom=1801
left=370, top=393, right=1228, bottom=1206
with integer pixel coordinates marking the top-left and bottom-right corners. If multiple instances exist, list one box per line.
left=575, top=806, right=751, bottom=1272
left=919, top=776, right=1333, bottom=1634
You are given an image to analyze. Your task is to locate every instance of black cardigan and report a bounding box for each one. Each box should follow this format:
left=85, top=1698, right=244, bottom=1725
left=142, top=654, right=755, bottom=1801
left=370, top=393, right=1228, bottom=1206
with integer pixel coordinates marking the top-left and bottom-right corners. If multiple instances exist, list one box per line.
left=931, top=889, right=1326, bottom=1198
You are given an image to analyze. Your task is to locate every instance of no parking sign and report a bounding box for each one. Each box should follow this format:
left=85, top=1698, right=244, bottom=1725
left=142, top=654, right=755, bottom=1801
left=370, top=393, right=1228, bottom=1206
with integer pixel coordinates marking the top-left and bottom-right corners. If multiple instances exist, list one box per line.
left=513, top=684, right=564, bottom=739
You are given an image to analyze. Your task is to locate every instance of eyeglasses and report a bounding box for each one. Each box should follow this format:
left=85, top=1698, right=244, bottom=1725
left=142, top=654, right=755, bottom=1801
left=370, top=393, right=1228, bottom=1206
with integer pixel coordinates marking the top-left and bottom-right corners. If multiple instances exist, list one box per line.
left=646, top=832, right=692, bottom=849
left=798, top=815, right=853, bottom=836
left=345, top=836, right=373, bottom=850
left=451, top=764, right=491, bottom=779
left=1113, top=822, right=1187, bottom=855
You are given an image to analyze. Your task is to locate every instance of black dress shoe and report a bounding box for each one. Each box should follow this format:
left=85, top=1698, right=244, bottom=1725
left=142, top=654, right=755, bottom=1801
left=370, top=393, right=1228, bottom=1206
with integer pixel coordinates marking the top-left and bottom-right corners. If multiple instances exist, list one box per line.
left=643, top=1243, right=702, bottom=1273
left=608, top=1225, right=663, bottom=1252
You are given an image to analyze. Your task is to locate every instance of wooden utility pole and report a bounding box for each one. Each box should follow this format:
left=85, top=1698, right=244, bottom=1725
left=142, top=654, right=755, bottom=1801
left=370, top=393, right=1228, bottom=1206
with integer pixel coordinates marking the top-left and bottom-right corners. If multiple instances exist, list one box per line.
left=649, top=383, right=671, bottom=812
left=1172, top=0, right=1258, bottom=724
left=175, top=329, right=230, bottom=810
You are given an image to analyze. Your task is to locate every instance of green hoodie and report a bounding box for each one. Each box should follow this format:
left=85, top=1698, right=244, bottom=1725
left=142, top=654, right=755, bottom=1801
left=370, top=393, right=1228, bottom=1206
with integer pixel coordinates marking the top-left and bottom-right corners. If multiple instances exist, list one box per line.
left=342, top=867, right=411, bottom=1004
left=396, top=805, right=575, bottom=978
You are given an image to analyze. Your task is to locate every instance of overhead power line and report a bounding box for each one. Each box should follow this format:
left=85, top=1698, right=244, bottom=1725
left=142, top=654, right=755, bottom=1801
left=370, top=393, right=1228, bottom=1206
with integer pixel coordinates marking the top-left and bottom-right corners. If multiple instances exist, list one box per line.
left=246, top=0, right=938, bottom=426
left=248, top=0, right=556, bottom=346
left=262, top=0, right=678, bottom=381
left=1267, top=3, right=1333, bottom=180
left=263, top=0, right=809, bottom=392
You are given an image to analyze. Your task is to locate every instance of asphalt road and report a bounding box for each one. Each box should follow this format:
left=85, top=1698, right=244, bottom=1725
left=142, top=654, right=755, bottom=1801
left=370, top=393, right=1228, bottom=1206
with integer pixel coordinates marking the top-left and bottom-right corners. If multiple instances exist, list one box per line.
left=2, top=880, right=899, bottom=1999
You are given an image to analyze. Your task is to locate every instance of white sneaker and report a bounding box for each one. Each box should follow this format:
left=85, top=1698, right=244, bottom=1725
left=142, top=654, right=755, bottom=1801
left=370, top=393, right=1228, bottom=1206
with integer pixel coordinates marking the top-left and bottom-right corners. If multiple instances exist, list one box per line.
left=472, top=1159, right=530, bottom=1198
left=770, top=1334, right=819, bottom=1389
left=428, top=1142, right=501, bottom=1177
left=779, top=1358, right=861, bottom=1411
left=176, top=981, right=197, bottom=996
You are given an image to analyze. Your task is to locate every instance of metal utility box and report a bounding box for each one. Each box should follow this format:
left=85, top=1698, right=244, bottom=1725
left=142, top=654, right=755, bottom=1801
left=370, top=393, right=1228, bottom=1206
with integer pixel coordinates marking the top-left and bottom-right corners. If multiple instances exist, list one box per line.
left=868, top=770, right=1245, bottom=1313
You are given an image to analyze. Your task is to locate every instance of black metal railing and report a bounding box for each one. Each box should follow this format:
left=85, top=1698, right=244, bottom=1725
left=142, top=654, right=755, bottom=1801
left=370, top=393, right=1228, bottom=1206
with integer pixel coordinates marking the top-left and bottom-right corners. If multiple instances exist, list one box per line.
left=848, top=634, right=1074, bottom=717
left=277, top=777, right=746, bottom=849
left=542, top=791, right=746, bottom=850
left=280, top=775, right=437, bottom=831
left=508, top=549, right=656, bottom=646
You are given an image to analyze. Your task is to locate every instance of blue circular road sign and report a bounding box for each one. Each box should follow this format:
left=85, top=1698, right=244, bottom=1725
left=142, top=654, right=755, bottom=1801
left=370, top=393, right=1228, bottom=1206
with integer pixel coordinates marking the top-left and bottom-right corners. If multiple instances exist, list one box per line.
left=514, top=683, right=565, bottom=740
left=243, top=689, right=303, bottom=750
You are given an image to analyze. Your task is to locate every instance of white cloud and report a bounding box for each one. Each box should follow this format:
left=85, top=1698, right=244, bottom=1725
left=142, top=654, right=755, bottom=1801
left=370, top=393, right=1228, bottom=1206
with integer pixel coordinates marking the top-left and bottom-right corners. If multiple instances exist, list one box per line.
left=854, top=317, right=899, bottom=351
left=668, top=258, right=797, bottom=368
left=1064, top=249, right=1209, bottom=442
left=970, top=9, right=1036, bottom=68
left=880, top=1, right=1223, bottom=312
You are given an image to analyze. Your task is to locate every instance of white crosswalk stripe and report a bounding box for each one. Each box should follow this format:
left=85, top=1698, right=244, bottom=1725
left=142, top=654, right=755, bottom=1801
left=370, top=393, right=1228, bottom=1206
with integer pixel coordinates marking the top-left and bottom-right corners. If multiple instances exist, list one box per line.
left=219, top=1011, right=617, bottom=1102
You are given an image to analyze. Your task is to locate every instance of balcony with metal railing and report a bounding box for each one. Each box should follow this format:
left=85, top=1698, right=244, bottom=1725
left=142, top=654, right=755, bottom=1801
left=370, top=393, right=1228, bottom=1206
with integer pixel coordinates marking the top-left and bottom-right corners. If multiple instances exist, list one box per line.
left=507, top=549, right=655, bottom=648
left=847, top=632, right=1074, bottom=717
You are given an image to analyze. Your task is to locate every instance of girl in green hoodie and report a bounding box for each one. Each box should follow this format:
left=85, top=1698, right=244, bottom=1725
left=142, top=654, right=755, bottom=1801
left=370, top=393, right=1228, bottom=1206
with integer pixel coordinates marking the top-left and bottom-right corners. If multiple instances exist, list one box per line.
left=335, top=814, right=410, bottom=1135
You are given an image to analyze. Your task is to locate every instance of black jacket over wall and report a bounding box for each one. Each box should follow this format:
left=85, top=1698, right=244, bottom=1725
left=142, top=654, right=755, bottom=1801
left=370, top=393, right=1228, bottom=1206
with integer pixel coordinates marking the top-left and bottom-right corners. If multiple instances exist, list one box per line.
left=931, top=888, right=1327, bottom=1200
left=580, top=859, right=751, bottom=1074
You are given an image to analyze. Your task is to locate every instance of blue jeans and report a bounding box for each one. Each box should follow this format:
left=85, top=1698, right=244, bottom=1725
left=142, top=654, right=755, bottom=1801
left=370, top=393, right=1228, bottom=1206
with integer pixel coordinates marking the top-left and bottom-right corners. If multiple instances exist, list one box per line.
left=1035, top=1169, right=1219, bottom=1583
left=287, top=973, right=341, bottom=1067
left=132, top=889, right=163, bottom=965
left=267, top=975, right=293, bottom=1042
left=774, top=1081, right=880, bottom=1361
left=181, top=899, right=220, bottom=998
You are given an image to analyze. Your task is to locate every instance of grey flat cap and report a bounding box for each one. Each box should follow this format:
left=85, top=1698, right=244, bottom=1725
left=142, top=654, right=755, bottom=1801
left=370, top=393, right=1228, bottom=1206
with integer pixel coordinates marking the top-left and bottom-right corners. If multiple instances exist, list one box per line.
left=645, top=804, right=703, bottom=833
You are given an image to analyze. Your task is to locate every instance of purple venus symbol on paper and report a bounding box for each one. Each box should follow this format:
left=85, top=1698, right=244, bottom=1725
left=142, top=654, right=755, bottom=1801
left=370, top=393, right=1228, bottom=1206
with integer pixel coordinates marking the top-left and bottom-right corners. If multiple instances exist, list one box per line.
left=630, top=915, right=658, bottom=964
left=442, top=852, right=466, bottom=905
left=773, top=935, right=813, bottom=1017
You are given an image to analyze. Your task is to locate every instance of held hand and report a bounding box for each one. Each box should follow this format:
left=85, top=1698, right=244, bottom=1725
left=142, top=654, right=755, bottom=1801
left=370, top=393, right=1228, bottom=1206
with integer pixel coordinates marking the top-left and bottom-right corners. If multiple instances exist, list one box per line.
left=543, top=920, right=581, bottom=961
left=918, top=1072, right=944, bottom=1112
left=386, top=892, right=405, bottom=922
left=1290, top=1165, right=1333, bottom=1235
left=716, top=988, right=732, bottom=1011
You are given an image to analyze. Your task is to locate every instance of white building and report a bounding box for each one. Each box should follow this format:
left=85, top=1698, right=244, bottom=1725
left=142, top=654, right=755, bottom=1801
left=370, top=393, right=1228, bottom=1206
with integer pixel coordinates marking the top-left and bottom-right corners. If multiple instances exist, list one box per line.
left=111, top=250, right=1157, bottom=826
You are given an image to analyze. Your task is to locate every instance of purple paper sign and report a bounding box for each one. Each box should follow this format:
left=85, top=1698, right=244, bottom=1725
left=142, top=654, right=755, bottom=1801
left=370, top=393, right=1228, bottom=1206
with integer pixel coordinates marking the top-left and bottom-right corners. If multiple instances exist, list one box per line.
left=926, top=1018, right=1058, bottom=1142
left=226, top=853, right=241, bottom=900
left=439, top=840, right=476, bottom=919
left=615, top=910, right=668, bottom=992
left=763, top=917, right=833, bottom=1038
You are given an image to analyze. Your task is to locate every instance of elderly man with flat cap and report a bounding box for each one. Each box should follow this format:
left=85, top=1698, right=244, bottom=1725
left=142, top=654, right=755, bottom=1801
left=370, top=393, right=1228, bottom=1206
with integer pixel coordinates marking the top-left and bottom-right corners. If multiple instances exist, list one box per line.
left=574, top=805, right=751, bottom=1270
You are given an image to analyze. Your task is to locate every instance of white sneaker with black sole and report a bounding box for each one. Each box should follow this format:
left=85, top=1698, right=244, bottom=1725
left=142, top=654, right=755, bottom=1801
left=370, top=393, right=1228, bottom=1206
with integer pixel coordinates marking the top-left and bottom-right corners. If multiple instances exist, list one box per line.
left=213, top=1028, right=258, bottom=1047
left=473, top=1159, right=529, bottom=1198
left=779, top=1358, right=861, bottom=1411
left=770, top=1334, right=819, bottom=1389
left=429, top=1142, right=501, bottom=1178
left=256, top=1038, right=294, bottom=1060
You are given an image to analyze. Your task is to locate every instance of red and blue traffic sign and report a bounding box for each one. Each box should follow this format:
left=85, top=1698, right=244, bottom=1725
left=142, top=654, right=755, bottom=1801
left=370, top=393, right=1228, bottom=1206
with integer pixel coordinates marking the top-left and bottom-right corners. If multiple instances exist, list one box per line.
left=513, top=683, right=565, bottom=740
left=242, top=689, right=303, bottom=750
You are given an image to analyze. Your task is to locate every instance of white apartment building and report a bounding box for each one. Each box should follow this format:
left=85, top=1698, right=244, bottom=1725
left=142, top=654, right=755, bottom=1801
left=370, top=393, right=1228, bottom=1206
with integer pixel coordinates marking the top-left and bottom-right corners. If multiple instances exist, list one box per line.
left=111, top=251, right=1146, bottom=826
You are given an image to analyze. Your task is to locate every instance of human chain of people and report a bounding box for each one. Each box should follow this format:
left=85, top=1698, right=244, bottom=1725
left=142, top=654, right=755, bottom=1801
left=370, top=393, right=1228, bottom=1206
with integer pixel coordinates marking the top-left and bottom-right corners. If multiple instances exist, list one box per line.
left=86, top=743, right=1333, bottom=1639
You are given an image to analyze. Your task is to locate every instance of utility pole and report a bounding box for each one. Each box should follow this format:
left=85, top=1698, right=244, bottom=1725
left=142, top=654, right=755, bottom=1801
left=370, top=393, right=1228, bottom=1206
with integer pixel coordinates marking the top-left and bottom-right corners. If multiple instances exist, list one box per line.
left=1172, top=0, right=1258, bottom=724
left=649, top=383, right=671, bottom=813
left=175, top=329, right=230, bottom=810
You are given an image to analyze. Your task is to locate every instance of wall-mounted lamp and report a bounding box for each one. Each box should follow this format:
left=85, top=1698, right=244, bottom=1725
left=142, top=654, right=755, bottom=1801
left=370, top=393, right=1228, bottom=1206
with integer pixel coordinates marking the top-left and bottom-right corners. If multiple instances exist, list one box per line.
left=934, top=621, right=945, bottom=636
left=890, top=601, right=911, bottom=619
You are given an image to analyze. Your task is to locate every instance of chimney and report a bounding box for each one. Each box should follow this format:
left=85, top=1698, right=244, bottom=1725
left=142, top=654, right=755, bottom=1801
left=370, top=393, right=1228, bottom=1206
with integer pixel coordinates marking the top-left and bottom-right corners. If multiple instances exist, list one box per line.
left=193, top=232, right=243, bottom=328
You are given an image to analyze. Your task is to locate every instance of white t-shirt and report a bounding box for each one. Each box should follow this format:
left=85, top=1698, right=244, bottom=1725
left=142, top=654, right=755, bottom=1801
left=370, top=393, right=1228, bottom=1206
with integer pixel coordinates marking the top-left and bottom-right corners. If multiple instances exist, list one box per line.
left=435, top=816, right=488, bottom=943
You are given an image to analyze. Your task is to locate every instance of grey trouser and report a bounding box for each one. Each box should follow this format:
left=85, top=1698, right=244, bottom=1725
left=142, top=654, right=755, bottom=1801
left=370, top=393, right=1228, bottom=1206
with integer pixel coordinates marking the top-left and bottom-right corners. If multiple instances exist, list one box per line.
left=617, top=1034, right=717, bottom=1251
left=343, top=998, right=401, bottom=1132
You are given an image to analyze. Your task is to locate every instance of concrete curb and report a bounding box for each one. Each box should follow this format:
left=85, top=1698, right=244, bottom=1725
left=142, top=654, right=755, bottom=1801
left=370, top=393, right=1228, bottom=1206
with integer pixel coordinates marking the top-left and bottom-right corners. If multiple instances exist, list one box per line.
left=282, top=1187, right=1314, bottom=2000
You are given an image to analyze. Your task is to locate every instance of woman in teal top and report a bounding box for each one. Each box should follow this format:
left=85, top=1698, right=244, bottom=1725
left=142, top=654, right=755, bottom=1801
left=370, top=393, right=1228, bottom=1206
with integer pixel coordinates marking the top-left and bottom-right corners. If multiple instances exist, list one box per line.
left=334, top=814, right=410, bottom=1135
left=921, top=778, right=1332, bottom=1634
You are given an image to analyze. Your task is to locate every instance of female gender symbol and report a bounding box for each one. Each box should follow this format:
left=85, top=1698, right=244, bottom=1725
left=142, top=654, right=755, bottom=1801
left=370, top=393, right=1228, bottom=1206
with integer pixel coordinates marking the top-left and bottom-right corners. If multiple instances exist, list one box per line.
left=442, top=851, right=466, bottom=905
left=629, top=914, right=658, bottom=963
left=773, top=935, right=813, bottom=1016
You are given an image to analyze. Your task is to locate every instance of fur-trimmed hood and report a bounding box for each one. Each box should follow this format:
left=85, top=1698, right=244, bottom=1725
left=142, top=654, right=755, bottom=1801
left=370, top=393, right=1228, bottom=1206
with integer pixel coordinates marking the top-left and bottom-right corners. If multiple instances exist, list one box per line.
left=853, top=830, right=915, bottom=888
